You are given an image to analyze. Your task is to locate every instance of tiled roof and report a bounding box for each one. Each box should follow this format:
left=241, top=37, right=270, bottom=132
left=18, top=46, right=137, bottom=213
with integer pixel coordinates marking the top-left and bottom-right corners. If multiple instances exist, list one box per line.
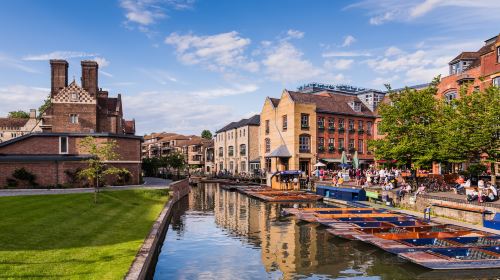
left=0, top=118, right=29, bottom=128
left=449, top=34, right=499, bottom=65
left=216, top=114, right=261, bottom=133
left=287, top=90, right=376, bottom=117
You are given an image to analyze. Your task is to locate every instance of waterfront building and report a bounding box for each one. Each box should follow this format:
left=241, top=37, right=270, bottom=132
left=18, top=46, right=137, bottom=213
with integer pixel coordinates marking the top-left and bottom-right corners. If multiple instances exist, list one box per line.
left=0, top=60, right=141, bottom=187
left=0, top=109, right=41, bottom=142
left=437, top=34, right=500, bottom=100
left=259, top=85, right=382, bottom=175
left=214, top=115, right=260, bottom=174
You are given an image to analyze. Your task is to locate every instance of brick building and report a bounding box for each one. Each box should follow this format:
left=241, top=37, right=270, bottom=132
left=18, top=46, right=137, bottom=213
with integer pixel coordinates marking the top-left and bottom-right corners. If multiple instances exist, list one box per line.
left=437, top=34, right=500, bottom=100
left=0, top=60, right=141, bottom=188
left=259, top=85, right=382, bottom=175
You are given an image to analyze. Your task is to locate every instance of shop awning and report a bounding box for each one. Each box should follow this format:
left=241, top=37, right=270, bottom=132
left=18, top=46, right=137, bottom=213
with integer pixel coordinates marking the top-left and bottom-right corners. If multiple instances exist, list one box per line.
left=322, top=158, right=351, bottom=163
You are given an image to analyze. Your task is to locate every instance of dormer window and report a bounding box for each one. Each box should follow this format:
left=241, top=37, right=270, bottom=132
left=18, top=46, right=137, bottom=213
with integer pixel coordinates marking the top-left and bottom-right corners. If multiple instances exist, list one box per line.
left=350, top=101, right=362, bottom=112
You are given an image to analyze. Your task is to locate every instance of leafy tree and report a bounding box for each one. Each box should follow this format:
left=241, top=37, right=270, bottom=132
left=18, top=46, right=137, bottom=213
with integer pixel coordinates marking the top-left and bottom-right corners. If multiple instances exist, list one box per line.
left=8, top=110, right=29, bottom=119
left=201, top=130, right=213, bottom=139
left=38, top=94, right=51, bottom=118
left=142, top=157, right=161, bottom=177
left=78, top=136, right=130, bottom=203
left=167, top=151, right=186, bottom=179
left=438, top=85, right=500, bottom=177
left=369, top=78, right=442, bottom=171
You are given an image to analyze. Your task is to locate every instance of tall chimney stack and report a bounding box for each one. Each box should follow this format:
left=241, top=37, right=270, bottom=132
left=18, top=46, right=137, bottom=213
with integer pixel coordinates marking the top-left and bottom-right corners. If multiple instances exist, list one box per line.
left=50, top=59, right=68, bottom=97
left=81, top=60, right=98, bottom=97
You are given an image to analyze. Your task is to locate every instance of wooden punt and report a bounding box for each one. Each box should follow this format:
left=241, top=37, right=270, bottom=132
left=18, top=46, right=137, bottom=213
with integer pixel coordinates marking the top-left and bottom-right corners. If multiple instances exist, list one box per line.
left=244, top=191, right=323, bottom=202
left=326, top=224, right=455, bottom=240
left=355, top=231, right=500, bottom=254
left=399, top=247, right=500, bottom=269
left=282, top=207, right=374, bottom=216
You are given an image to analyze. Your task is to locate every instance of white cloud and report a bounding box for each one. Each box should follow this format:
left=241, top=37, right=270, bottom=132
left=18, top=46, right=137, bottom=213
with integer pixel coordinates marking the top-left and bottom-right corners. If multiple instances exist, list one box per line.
left=342, top=35, right=356, bottom=47
left=93, top=57, right=110, bottom=67
left=100, top=70, right=113, bottom=77
left=23, top=51, right=98, bottom=61
left=165, top=31, right=259, bottom=72
left=349, top=0, right=500, bottom=27
left=0, top=85, right=49, bottom=116
left=139, top=68, right=178, bottom=85
left=324, top=59, right=354, bottom=70
left=262, top=41, right=323, bottom=83
left=0, top=53, right=38, bottom=73
left=120, top=0, right=193, bottom=27
left=322, top=51, right=371, bottom=58
left=123, top=89, right=239, bottom=135
left=384, top=46, right=403, bottom=57
left=286, top=29, right=304, bottom=39
left=372, top=75, right=400, bottom=87
left=190, top=83, right=258, bottom=98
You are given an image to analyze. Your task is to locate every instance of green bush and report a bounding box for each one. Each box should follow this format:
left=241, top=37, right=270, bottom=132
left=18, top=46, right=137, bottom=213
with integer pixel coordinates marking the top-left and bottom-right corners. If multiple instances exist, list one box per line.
left=5, top=178, right=18, bottom=188
left=12, top=168, right=37, bottom=186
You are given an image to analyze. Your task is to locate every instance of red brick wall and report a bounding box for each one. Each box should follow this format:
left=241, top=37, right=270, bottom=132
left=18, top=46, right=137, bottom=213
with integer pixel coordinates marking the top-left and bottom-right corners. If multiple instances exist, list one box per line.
left=50, top=103, right=97, bottom=133
left=316, top=113, right=375, bottom=161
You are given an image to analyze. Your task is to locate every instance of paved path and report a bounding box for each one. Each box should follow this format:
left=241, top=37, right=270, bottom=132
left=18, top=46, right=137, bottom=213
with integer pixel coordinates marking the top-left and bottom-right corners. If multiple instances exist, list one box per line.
left=0, top=177, right=172, bottom=197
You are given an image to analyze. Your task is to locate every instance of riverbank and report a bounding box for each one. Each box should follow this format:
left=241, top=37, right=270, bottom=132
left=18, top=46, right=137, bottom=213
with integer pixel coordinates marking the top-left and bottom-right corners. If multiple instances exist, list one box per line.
left=0, top=189, right=169, bottom=279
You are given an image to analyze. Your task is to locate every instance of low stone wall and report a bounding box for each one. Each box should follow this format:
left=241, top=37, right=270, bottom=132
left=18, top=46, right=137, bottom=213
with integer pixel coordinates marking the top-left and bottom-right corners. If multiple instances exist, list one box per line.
left=125, top=179, right=190, bottom=280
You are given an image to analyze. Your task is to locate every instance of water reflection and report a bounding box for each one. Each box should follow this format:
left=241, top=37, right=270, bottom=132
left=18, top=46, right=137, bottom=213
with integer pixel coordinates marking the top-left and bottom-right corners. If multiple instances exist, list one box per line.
left=153, top=184, right=500, bottom=280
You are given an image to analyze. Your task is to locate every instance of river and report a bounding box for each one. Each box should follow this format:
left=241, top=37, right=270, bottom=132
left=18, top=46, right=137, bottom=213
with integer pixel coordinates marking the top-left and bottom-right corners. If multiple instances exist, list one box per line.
left=153, top=183, right=500, bottom=280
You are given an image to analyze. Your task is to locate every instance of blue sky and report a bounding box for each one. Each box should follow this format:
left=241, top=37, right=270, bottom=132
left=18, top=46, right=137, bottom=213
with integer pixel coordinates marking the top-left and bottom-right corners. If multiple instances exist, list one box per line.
left=0, top=0, right=499, bottom=135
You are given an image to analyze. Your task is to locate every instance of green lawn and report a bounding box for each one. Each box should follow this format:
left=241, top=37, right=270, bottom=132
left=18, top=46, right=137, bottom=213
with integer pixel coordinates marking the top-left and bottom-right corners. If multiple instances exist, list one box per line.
left=0, top=189, right=169, bottom=279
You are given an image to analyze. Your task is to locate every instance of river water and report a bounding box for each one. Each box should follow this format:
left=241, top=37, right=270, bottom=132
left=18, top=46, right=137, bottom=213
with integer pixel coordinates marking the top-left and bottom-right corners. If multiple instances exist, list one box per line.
left=153, top=183, right=500, bottom=280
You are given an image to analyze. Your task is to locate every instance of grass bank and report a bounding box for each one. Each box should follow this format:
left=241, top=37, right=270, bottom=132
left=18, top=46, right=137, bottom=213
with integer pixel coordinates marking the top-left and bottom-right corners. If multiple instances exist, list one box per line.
left=0, top=189, right=169, bottom=279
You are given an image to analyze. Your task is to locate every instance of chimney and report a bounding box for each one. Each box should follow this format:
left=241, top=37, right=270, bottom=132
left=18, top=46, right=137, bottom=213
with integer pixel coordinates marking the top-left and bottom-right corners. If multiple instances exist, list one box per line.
left=81, top=60, right=98, bottom=97
left=29, top=109, right=36, bottom=119
left=50, top=59, right=68, bottom=97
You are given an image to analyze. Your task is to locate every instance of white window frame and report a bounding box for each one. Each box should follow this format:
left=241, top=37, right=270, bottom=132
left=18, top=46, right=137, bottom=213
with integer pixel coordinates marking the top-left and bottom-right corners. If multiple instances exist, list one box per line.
left=493, top=76, right=500, bottom=87
left=69, top=114, right=79, bottom=124
left=59, top=136, right=68, bottom=154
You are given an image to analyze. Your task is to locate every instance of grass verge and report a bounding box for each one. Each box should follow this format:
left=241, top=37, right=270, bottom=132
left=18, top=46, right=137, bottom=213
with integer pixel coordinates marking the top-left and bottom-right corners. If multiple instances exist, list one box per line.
left=0, top=189, right=169, bottom=279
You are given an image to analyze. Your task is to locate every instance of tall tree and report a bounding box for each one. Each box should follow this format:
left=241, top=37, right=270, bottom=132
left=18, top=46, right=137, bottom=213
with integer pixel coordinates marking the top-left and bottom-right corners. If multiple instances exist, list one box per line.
left=8, top=110, right=29, bottom=119
left=78, top=136, right=130, bottom=203
left=369, top=78, right=441, bottom=170
left=201, top=130, right=213, bottom=139
left=438, top=85, right=500, bottom=175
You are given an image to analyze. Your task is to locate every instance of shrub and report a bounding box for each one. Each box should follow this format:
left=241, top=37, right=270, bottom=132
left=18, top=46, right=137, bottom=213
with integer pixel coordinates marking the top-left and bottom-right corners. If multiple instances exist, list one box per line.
left=12, top=168, right=37, bottom=186
left=5, top=178, right=18, bottom=188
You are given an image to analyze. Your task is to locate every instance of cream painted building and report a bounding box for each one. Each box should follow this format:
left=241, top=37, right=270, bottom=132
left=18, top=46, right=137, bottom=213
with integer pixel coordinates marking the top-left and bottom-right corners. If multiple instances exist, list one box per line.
left=214, top=115, right=260, bottom=174
left=0, top=109, right=41, bottom=143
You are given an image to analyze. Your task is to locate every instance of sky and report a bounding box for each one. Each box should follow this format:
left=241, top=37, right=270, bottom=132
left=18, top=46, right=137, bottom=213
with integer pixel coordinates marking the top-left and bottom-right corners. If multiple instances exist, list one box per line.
left=0, top=0, right=499, bottom=136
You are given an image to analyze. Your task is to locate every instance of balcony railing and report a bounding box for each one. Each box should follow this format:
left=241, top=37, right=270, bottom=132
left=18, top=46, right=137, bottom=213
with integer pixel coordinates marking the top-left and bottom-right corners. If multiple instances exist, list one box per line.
left=338, top=127, right=345, bottom=133
left=318, top=146, right=325, bottom=153
left=301, top=124, right=309, bottom=130
left=317, top=124, right=325, bottom=130
left=328, top=145, right=335, bottom=153
left=348, top=128, right=355, bottom=134
left=338, top=147, right=345, bottom=152
left=328, top=126, right=335, bottom=132
left=299, top=148, right=310, bottom=153
left=358, top=129, right=364, bottom=135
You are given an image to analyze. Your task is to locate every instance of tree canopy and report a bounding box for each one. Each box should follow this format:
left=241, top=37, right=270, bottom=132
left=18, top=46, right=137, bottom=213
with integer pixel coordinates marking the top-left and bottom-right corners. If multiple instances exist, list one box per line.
left=8, top=110, right=29, bottom=119
left=370, top=80, right=500, bottom=171
left=201, top=130, right=213, bottom=139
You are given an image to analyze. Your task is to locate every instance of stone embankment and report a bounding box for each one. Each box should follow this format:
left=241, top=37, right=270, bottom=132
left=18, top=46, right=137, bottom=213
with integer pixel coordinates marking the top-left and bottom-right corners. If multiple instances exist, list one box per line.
left=125, top=179, right=190, bottom=280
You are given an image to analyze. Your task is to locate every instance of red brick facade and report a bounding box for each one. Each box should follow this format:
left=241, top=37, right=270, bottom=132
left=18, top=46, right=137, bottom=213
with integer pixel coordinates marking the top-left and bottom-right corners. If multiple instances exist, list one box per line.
left=0, top=60, right=142, bottom=188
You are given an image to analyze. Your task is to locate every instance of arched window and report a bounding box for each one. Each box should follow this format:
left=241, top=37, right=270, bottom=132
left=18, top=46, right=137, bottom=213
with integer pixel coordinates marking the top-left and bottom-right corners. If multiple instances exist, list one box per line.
left=444, top=91, right=457, bottom=103
left=218, top=147, right=223, bottom=157
left=240, top=144, right=246, bottom=155
left=299, top=134, right=310, bottom=153
left=265, top=138, right=270, bottom=153
left=228, top=146, right=234, bottom=156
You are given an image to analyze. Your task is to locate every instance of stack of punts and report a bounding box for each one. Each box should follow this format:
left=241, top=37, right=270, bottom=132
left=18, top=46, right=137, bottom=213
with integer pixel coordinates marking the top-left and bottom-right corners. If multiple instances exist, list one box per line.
left=283, top=206, right=500, bottom=269
left=241, top=190, right=323, bottom=202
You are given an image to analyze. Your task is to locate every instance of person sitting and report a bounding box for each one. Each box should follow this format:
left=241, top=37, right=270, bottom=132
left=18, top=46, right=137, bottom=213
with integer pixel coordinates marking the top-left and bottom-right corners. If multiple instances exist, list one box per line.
left=483, top=183, right=499, bottom=202
left=415, top=184, right=426, bottom=196
left=467, top=189, right=479, bottom=202
left=453, top=176, right=465, bottom=194
left=337, top=176, right=344, bottom=186
left=332, top=176, right=338, bottom=186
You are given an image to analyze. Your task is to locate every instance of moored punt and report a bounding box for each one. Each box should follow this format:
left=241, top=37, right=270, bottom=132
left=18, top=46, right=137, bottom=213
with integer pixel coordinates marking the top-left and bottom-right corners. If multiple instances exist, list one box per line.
left=326, top=224, right=463, bottom=240
left=243, top=191, right=323, bottom=203
left=303, top=213, right=402, bottom=223
left=399, top=247, right=500, bottom=269
left=281, top=207, right=344, bottom=216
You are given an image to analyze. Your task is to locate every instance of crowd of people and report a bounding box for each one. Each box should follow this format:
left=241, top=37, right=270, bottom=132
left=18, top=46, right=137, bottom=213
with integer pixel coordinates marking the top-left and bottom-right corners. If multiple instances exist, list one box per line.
left=313, top=166, right=499, bottom=204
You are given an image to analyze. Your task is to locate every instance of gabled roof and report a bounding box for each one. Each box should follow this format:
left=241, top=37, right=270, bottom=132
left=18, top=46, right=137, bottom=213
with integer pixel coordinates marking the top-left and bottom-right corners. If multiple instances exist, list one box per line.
left=287, top=90, right=376, bottom=117
left=216, top=114, right=261, bottom=133
left=0, top=118, right=29, bottom=128
left=269, top=97, right=280, bottom=107
left=123, top=120, right=135, bottom=134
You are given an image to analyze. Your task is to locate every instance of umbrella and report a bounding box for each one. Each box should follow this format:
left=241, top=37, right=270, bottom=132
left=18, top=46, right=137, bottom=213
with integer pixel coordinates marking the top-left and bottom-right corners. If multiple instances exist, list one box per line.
left=340, top=150, right=347, bottom=164
left=314, top=162, right=326, bottom=167
left=352, top=151, right=359, bottom=169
